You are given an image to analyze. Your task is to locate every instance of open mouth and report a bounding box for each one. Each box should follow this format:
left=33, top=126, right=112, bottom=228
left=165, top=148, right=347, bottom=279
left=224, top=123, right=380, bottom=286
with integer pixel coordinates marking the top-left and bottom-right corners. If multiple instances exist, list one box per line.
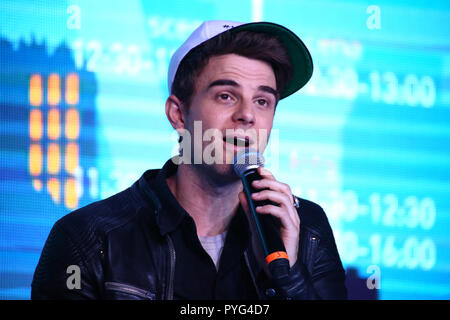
left=223, top=136, right=251, bottom=148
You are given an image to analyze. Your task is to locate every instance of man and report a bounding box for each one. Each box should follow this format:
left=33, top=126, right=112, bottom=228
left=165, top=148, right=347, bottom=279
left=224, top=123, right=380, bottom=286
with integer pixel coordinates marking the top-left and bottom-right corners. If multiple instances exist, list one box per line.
left=31, top=20, right=347, bottom=299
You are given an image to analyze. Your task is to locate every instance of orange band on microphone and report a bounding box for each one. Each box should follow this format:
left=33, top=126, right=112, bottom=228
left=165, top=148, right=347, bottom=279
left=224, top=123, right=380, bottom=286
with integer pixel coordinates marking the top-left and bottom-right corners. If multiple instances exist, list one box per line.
left=265, top=251, right=289, bottom=264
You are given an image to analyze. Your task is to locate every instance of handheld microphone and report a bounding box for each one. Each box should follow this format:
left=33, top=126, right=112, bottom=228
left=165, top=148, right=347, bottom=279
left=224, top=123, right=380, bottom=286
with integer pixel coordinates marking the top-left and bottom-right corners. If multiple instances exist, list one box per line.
left=233, top=148, right=290, bottom=280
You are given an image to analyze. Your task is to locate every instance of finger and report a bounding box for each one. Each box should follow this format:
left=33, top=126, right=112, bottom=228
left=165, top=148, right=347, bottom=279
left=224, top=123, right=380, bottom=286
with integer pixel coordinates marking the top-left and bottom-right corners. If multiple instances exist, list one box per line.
left=251, top=189, right=292, bottom=206
left=256, top=168, right=295, bottom=206
left=258, top=167, right=276, bottom=180
left=252, top=179, right=292, bottom=197
left=252, top=189, right=300, bottom=225
left=255, top=204, right=283, bottom=217
left=255, top=205, right=298, bottom=232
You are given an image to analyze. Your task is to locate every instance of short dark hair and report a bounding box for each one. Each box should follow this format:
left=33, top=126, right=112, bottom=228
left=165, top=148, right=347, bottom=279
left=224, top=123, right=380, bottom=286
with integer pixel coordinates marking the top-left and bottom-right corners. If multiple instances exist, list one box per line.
left=171, top=30, right=293, bottom=108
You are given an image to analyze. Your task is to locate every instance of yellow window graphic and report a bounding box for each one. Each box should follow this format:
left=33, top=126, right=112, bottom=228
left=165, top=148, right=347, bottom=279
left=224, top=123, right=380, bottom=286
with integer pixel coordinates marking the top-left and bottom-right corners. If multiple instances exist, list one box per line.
left=65, top=108, right=80, bottom=140
left=29, top=74, right=42, bottom=107
left=47, top=73, right=61, bottom=106
left=29, top=109, right=43, bottom=141
left=47, top=109, right=60, bottom=140
left=66, top=72, right=79, bottom=105
left=28, top=73, right=81, bottom=209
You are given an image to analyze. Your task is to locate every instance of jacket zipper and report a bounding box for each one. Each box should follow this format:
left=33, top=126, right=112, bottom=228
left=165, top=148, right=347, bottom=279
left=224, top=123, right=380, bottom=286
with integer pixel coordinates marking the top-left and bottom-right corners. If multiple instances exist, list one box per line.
left=307, top=234, right=319, bottom=273
left=165, top=235, right=176, bottom=300
left=104, top=281, right=155, bottom=300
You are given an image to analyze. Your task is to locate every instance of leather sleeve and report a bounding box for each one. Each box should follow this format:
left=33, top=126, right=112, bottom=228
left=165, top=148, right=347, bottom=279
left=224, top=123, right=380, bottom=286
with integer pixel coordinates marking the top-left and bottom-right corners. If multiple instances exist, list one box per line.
left=31, top=221, right=99, bottom=299
left=275, top=203, right=347, bottom=300
left=307, top=231, right=348, bottom=299
left=275, top=236, right=347, bottom=300
left=270, top=259, right=318, bottom=299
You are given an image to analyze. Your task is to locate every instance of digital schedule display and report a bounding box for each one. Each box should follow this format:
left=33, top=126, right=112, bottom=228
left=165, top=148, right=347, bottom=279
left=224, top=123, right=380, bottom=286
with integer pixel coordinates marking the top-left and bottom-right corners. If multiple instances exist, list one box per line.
left=1, top=0, right=449, bottom=299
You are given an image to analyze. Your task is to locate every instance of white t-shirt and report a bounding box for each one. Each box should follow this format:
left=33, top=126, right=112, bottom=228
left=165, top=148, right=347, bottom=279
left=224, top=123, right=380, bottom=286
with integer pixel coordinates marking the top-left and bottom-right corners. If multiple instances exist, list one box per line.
left=198, top=231, right=228, bottom=271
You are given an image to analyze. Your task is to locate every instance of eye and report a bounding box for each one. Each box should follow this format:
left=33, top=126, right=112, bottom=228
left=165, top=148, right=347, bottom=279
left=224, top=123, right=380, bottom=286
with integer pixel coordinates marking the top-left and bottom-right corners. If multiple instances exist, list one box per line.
left=217, top=93, right=235, bottom=104
left=256, top=98, right=269, bottom=107
left=218, top=93, right=231, bottom=101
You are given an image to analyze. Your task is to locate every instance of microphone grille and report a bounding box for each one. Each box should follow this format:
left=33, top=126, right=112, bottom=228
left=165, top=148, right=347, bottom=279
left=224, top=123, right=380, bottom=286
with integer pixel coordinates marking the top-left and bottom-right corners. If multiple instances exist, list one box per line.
left=233, top=148, right=264, bottom=177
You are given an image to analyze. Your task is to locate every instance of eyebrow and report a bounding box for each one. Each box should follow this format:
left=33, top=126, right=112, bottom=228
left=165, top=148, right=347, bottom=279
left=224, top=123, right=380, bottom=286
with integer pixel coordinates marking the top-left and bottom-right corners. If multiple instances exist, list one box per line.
left=207, top=79, right=280, bottom=100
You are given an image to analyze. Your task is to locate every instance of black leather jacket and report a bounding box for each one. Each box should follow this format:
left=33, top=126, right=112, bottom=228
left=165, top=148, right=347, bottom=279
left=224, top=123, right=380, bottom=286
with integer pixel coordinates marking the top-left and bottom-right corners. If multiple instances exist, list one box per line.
left=31, top=165, right=347, bottom=300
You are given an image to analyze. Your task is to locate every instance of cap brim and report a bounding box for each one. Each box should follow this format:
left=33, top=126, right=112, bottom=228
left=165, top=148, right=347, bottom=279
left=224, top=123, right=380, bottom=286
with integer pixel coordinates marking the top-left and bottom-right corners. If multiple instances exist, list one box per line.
left=228, top=22, right=313, bottom=99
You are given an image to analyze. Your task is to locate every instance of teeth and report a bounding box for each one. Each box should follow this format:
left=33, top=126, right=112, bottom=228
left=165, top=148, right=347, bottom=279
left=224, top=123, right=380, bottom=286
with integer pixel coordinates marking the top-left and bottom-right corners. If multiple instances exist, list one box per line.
left=224, top=136, right=249, bottom=147
left=234, top=137, right=247, bottom=147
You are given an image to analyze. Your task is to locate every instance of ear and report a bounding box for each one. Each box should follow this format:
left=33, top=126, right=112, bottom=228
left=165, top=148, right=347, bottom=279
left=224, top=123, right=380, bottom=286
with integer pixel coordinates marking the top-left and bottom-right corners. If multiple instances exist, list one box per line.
left=165, top=94, right=186, bottom=132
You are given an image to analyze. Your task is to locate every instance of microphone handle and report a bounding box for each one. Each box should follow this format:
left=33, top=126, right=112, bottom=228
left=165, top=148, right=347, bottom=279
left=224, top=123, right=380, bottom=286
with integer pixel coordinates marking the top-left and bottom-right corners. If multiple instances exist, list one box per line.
left=241, top=168, right=290, bottom=272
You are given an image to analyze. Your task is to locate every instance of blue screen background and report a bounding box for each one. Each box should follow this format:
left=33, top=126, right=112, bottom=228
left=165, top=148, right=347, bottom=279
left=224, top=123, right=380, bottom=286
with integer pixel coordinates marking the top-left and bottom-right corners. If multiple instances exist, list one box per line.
left=1, top=0, right=449, bottom=299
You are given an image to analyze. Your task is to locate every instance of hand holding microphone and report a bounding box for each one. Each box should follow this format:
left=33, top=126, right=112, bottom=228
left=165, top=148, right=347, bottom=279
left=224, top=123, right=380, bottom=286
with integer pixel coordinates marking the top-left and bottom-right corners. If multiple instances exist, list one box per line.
left=233, top=148, right=301, bottom=278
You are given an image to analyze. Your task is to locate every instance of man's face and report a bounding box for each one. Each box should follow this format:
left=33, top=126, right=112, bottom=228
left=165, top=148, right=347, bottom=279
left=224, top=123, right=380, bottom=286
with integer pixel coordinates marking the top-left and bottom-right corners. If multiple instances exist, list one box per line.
left=180, top=53, right=278, bottom=177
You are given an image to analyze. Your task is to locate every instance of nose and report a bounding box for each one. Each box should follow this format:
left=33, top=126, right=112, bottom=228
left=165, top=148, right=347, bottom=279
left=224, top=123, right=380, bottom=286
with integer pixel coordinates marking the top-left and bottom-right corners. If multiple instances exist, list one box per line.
left=231, top=100, right=255, bottom=125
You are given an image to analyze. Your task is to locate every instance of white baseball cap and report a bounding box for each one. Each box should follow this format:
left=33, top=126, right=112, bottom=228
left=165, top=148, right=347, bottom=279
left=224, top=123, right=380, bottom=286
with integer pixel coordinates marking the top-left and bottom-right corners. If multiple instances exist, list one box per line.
left=167, top=20, right=313, bottom=100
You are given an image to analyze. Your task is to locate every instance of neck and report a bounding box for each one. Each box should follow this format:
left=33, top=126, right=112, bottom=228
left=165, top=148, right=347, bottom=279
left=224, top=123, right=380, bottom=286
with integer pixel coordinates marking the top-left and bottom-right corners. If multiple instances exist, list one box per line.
left=166, top=163, right=242, bottom=236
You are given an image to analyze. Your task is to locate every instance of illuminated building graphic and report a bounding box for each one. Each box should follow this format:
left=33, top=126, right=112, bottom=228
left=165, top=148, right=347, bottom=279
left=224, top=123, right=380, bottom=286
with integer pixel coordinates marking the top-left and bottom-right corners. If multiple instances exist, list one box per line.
left=1, top=36, right=99, bottom=215
left=0, top=36, right=100, bottom=298
left=28, top=72, right=81, bottom=209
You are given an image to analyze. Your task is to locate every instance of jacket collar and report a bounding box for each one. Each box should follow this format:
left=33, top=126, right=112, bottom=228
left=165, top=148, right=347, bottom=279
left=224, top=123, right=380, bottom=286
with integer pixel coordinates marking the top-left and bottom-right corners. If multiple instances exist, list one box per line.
left=136, top=157, right=187, bottom=236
